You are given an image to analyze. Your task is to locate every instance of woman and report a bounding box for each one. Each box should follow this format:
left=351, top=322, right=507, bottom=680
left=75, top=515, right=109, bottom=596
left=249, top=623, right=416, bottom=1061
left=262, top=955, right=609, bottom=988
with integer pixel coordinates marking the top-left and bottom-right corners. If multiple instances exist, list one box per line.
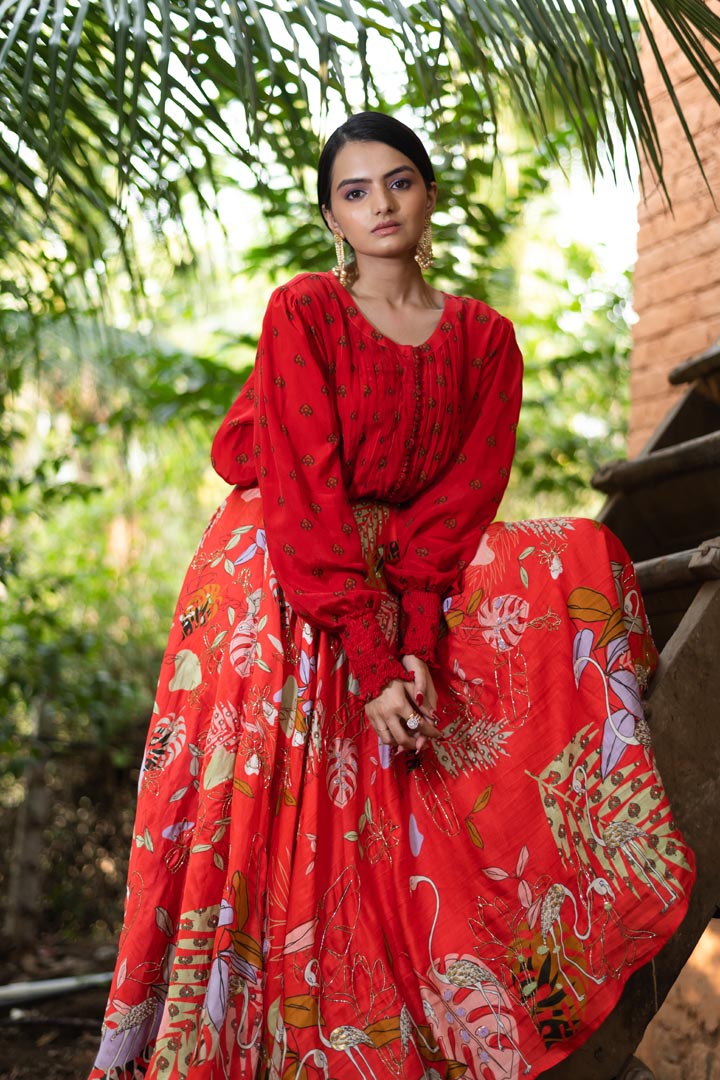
left=90, top=113, right=694, bottom=1080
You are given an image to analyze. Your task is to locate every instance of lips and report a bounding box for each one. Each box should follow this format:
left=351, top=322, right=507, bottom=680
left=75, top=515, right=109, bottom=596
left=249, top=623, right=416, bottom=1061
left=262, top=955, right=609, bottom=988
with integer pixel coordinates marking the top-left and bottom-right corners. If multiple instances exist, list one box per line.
left=372, top=221, right=400, bottom=234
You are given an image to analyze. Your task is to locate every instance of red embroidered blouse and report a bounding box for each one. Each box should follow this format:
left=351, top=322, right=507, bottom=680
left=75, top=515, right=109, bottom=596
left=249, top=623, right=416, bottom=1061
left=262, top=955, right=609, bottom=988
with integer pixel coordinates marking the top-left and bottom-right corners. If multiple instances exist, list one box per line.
left=211, top=271, right=523, bottom=701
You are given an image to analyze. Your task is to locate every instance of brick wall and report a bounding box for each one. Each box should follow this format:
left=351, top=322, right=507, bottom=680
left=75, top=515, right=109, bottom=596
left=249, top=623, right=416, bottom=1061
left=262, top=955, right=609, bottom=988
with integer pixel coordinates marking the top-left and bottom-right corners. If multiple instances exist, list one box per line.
left=630, top=3, right=720, bottom=455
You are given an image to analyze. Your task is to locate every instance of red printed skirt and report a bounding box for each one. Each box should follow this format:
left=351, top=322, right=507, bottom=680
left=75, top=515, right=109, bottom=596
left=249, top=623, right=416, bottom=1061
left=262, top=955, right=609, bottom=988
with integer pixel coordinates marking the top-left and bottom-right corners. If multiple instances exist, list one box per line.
left=89, top=489, right=695, bottom=1079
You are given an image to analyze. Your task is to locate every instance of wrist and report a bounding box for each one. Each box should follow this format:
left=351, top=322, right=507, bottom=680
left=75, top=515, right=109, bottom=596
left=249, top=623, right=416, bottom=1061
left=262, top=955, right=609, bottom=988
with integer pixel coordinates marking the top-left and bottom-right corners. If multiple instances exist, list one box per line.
left=339, top=608, right=409, bottom=704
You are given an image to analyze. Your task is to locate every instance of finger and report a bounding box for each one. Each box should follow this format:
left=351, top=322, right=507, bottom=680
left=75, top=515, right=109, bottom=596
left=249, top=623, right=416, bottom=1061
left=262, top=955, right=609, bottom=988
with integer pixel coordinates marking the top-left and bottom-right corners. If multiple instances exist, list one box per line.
left=402, top=694, right=442, bottom=738
left=403, top=679, right=437, bottom=725
left=418, top=672, right=439, bottom=721
left=402, top=710, right=442, bottom=747
left=412, top=667, right=428, bottom=710
left=370, top=719, right=395, bottom=746
left=386, top=714, right=419, bottom=751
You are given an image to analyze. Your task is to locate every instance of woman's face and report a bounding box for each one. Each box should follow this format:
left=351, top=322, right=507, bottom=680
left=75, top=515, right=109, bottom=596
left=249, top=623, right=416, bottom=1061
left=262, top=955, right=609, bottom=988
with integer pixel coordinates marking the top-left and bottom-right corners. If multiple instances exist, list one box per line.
left=322, top=140, right=436, bottom=265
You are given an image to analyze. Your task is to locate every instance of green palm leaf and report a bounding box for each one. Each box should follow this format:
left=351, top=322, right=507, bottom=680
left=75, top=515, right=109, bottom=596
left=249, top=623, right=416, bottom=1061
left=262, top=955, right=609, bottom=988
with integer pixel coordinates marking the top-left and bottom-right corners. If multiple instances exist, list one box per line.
left=1, top=0, right=719, bottom=303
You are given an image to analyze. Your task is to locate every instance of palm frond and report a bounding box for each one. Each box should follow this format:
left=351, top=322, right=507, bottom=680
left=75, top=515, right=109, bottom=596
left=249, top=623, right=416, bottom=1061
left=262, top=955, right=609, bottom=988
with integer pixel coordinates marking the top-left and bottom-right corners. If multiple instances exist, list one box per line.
left=1, top=0, right=719, bottom=310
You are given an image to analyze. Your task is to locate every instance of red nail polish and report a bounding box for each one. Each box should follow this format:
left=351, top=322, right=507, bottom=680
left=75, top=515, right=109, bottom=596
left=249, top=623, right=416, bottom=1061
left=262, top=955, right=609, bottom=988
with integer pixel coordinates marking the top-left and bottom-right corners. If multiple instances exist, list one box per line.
left=416, top=693, right=424, bottom=706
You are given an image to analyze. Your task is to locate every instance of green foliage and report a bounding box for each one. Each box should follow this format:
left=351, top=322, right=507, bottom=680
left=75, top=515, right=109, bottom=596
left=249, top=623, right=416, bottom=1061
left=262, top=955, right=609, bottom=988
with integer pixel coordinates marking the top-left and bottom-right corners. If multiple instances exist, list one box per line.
left=510, top=247, right=632, bottom=513
left=0, top=310, right=241, bottom=772
left=2, top=1, right=720, bottom=318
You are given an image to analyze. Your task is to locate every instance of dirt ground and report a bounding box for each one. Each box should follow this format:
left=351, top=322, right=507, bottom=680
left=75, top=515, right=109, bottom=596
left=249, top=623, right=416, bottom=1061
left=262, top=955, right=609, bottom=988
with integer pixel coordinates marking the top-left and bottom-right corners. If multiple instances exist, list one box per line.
left=638, top=923, right=720, bottom=1080
left=0, top=925, right=718, bottom=1079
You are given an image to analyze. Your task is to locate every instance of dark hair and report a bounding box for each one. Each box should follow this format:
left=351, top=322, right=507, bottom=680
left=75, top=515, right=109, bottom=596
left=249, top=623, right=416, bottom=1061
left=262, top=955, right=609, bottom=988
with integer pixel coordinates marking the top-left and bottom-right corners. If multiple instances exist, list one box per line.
left=317, top=111, right=435, bottom=228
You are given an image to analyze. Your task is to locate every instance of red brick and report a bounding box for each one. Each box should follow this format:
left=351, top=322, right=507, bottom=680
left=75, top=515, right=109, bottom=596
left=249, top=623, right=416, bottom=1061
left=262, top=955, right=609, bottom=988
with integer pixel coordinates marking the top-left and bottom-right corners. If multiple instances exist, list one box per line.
left=637, top=151, right=720, bottom=218
left=634, top=198, right=720, bottom=252
left=634, top=222, right=720, bottom=281
left=630, top=315, right=720, bottom=360
left=630, top=3, right=720, bottom=450
left=634, top=264, right=720, bottom=312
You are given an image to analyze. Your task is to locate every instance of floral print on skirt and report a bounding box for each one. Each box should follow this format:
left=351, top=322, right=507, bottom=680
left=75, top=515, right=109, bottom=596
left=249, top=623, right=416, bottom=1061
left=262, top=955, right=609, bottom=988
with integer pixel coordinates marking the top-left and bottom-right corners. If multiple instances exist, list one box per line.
left=89, top=488, right=695, bottom=1079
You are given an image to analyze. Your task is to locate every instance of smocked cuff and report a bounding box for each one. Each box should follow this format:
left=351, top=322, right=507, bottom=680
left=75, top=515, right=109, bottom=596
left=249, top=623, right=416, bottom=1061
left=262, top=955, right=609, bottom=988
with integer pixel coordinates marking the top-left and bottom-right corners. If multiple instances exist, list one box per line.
left=340, top=612, right=413, bottom=704
left=399, top=590, right=442, bottom=665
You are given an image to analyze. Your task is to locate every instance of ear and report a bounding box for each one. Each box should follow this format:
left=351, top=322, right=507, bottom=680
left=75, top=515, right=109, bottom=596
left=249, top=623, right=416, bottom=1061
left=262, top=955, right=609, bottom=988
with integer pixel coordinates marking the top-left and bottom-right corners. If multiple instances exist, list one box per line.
left=322, top=203, right=342, bottom=236
left=425, top=182, right=438, bottom=216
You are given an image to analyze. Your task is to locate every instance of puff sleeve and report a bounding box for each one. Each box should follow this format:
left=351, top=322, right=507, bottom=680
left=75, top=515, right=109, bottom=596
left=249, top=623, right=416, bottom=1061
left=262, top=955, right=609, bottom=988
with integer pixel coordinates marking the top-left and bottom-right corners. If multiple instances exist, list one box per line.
left=242, top=283, right=412, bottom=702
left=383, top=312, right=523, bottom=663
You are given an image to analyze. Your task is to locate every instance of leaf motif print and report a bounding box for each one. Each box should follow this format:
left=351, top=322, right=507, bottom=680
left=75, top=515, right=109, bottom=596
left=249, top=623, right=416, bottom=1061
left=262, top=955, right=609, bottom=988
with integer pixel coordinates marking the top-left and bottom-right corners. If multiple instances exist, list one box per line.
left=597, top=607, right=628, bottom=648
left=465, top=819, right=484, bottom=849
left=278, top=675, right=300, bottom=738
left=364, top=1014, right=402, bottom=1048
left=518, top=879, right=533, bottom=909
left=206, top=956, right=229, bottom=1032
left=606, top=634, right=629, bottom=672
left=601, top=708, right=637, bottom=778
left=466, top=588, right=484, bottom=615
left=326, top=738, right=358, bottom=808
left=572, top=628, right=594, bottom=687
left=477, top=595, right=530, bottom=651
left=608, top=667, right=644, bottom=720
left=282, top=918, right=318, bottom=955
left=413, top=763, right=460, bottom=836
left=494, top=649, right=530, bottom=727
left=229, top=869, right=263, bottom=976
left=233, top=543, right=258, bottom=566
left=483, top=866, right=510, bottom=881
left=142, top=713, right=187, bottom=774
left=567, top=587, right=613, bottom=622
left=471, top=785, right=493, bottom=814
left=228, top=589, right=262, bottom=676
left=282, top=994, right=319, bottom=1028
left=155, top=907, right=175, bottom=937
left=206, top=701, right=240, bottom=753
left=168, top=649, right=202, bottom=692
left=445, top=608, right=465, bottom=630
left=317, top=866, right=362, bottom=988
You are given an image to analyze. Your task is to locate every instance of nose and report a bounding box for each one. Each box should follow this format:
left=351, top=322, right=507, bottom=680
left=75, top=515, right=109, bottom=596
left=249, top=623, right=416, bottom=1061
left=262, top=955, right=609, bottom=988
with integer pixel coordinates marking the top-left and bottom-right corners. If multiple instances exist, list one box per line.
left=370, top=184, right=396, bottom=215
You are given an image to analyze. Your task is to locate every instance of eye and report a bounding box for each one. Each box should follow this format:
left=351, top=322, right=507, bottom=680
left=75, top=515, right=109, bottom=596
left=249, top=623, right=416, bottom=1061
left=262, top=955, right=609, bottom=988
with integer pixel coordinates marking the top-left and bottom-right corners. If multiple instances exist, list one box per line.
left=344, top=188, right=366, bottom=201
left=391, top=177, right=412, bottom=190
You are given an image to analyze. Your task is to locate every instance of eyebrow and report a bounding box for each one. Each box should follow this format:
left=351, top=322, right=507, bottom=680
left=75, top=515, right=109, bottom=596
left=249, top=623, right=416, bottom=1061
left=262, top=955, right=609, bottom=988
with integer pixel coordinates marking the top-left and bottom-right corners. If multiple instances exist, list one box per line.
left=335, top=165, right=415, bottom=190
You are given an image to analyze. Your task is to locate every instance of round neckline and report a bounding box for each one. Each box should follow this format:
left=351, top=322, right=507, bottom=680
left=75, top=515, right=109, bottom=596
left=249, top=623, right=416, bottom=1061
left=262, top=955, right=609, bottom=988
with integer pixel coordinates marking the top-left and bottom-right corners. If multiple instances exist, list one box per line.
left=327, top=271, right=452, bottom=351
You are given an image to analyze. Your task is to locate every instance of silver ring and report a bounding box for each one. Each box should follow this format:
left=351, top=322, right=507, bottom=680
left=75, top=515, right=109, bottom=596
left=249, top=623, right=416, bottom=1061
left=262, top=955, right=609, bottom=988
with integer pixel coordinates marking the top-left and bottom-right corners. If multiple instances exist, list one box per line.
left=405, top=711, right=422, bottom=732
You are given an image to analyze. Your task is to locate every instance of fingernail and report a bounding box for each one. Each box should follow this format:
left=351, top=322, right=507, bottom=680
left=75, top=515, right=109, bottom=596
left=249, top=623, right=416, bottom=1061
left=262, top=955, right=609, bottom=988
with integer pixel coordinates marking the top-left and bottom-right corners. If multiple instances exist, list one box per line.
left=416, top=693, right=424, bottom=706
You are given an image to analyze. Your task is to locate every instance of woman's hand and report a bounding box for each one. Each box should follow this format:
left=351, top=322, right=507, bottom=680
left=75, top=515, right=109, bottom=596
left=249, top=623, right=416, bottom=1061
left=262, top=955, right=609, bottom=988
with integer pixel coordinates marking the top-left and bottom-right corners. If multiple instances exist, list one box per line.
left=364, top=655, right=441, bottom=752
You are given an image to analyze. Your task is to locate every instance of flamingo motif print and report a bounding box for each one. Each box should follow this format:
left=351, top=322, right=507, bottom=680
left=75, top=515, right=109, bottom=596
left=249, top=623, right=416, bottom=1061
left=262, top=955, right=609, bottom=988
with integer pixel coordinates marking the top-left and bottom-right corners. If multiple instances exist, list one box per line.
left=410, top=874, right=532, bottom=1075
left=326, top=1025, right=376, bottom=1078
left=538, top=876, right=615, bottom=1000
left=572, top=766, right=678, bottom=910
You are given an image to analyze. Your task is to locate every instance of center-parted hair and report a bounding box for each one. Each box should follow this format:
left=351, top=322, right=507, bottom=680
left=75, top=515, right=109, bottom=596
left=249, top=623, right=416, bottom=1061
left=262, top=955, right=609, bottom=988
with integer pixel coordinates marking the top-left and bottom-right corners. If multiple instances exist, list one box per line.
left=317, top=112, right=436, bottom=229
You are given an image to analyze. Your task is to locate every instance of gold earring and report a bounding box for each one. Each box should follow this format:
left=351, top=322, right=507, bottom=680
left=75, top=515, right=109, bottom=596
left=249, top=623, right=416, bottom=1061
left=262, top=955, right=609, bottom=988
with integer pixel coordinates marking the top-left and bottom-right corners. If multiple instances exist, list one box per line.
left=332, top=232, right=348, bottom=286
left=414, top=218, right=434, bottom=270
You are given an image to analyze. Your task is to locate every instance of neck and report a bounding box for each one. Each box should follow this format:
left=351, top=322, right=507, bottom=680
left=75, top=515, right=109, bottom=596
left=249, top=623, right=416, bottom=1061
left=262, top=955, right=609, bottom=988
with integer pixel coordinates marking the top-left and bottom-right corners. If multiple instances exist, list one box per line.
left=349, top=253, right=432, bottom=306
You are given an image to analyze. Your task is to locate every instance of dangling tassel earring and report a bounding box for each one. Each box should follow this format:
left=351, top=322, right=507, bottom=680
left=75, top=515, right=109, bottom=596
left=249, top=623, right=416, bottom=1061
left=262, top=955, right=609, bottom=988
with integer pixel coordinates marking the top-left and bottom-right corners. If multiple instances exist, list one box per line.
left=414, top=218, right=434, bottom=270
left=332, top=232, right=348, bottom=286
